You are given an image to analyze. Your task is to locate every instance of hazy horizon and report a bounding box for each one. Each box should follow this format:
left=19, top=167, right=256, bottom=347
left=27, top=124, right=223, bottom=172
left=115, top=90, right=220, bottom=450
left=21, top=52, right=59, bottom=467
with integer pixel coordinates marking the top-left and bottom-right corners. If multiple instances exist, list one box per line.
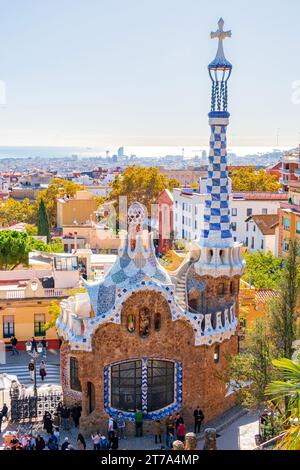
left=0, top=145, right=291, bottom=160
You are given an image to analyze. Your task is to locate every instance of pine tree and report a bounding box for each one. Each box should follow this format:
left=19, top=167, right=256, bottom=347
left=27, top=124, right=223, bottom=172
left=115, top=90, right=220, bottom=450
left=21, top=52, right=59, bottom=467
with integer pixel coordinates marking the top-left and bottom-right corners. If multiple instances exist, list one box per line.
left=37, top=199, right=50, bottom=243
left=268, top=240, right=300, bottom=360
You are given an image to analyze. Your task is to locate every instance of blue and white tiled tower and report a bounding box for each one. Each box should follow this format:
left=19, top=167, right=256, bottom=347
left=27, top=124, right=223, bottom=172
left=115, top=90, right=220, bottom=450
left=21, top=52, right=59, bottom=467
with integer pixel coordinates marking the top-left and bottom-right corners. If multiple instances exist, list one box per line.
left=196, top=19, right=245, bottom=278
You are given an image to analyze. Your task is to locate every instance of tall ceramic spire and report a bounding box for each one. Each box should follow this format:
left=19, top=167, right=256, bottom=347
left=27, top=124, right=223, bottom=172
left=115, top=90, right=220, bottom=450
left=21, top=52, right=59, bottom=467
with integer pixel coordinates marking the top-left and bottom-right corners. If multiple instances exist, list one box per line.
left=200, top=18, right=233, bottom=249
left=195, top=19, right=245, bottom=278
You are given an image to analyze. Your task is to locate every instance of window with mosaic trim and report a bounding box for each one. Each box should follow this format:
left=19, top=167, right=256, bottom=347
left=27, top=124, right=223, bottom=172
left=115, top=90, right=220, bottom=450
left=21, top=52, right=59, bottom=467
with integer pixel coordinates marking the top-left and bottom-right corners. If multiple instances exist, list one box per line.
left=109, top=359, right=175, bottom=414
left=111, top=360, right=142, bottom=412
left=147, top=360, right=175, bottom=412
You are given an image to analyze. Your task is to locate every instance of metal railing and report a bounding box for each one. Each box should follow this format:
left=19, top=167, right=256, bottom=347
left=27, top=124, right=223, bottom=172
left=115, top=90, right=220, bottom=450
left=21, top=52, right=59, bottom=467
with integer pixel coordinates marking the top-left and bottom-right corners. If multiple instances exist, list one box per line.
left=0, top=288, right=70, bottom=300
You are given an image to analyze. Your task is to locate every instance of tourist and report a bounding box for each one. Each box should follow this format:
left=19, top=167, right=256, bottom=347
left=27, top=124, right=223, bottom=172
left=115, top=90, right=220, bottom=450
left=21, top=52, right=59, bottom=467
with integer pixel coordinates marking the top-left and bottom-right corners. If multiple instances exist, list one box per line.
left=61, top=437, right=70, bottom=451
left=185, top=432, right=197, bottom=451
left=166, top=430, right=175, bottom=449
left=41, top=336, right=48, bottom=357
left=27, top=434, right=36, bottom=450
left=108, top=430, right=118, bottom=450
left=117, top=411, right=126, bottom=439
left=39, top=360, right=47, bottom=381
left=193, top=406, right=204, bottom=434
left=43, top=411, right=53, bottom=434
left=0, top=411, right=3, bottom=434
left=57, top=401, right=63, bottom=416
left=1, top=403, right=8, bottom=422
left=10, top=336, right=19, bottom=356
left=47, top=432, right=59, bottom=450
left=175, top=412, right=184, bottom=430
left=100, top=435, right=109, bottom=450
left=35, top=434, right=46, bottom=451
left=176, top=421, right=187, bottom=443
left=165, top=415, right=175, bottom=436
left=77, top=433, right=86, bottom=450
left=31, top=337, right=38, bottom=353
left=19, top=384, right=26, bottom=399
left=91, top=431, right=101, bottom=450
left=21, top=433, right=29, bottom=448
left=135, top=409, right=144, bottom=437
left=172, top=440, right=185, bottom=450
left=53, top=427, right=60, bottom=447
left=154, top=419, right=163, bottom=444
left=71, top=403, right=82, bottom=428
left=28, top=359, right=35, bottom=382
left=53, top=412, right=60, bottom=428
left=23, top=439, right=32, bottom=450
left=60, top=405, right=70, bottom=430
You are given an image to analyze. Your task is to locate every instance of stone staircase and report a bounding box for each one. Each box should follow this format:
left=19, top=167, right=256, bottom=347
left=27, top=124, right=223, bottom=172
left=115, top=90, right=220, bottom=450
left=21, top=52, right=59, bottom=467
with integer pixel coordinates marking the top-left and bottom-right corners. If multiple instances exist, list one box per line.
left=174, top=263, right=191, bottom=311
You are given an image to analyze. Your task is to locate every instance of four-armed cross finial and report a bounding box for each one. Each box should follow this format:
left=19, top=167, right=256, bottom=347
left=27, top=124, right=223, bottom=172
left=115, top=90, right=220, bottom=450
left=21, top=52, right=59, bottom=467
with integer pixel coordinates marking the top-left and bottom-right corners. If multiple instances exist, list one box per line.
left=210, top=18, right=231, bottom=62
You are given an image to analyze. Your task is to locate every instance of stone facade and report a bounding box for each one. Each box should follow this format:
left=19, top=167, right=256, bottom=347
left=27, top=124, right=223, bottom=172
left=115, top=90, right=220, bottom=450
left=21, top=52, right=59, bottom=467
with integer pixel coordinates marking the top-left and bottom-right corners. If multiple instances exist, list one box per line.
left=61, top=289, right=237, bottom=436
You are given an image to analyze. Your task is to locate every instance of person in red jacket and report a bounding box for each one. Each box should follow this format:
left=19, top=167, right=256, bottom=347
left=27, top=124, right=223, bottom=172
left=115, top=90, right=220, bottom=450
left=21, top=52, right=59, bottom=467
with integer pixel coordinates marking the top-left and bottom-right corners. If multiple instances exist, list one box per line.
left=176, top=421, right=187, bottom=443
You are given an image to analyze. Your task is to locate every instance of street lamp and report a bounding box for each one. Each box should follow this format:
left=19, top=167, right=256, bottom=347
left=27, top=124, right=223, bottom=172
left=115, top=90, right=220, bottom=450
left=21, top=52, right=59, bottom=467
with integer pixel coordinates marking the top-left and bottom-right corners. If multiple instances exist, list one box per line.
left=25, top=340, right=43, bottom=399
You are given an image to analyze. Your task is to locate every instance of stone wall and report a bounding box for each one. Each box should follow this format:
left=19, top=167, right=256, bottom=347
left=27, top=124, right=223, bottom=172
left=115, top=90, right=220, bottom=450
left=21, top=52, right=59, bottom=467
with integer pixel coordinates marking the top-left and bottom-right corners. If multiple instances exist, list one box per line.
left=61, top=289, right=238, bottom=437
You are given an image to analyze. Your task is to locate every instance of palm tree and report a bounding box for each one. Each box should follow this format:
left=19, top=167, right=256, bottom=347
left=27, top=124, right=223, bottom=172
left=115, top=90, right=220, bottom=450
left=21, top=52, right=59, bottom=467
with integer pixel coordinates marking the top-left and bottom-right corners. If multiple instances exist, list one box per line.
left=265, top=358, right=300, bottom=450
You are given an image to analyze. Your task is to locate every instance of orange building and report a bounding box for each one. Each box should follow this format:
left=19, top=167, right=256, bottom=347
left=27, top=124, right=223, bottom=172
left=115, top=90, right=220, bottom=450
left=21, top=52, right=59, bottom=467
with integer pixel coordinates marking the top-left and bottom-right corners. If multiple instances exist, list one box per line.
left=57, top=190, right=98, bottom=229
left=239, top=281, right=276, bottom=333
left=278, top=180, right=300, bottom=257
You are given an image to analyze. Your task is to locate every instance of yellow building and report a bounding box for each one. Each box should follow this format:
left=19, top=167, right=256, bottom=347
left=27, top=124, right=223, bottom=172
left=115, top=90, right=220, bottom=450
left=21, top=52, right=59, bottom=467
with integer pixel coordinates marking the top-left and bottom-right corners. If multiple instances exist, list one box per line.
left=57, top=190, right=98, bottom=229
left=278, top=181, right=300, bottom=257
left=0, top=278, right=71, bottom=350
left=239, top=281, right=276, bottom=332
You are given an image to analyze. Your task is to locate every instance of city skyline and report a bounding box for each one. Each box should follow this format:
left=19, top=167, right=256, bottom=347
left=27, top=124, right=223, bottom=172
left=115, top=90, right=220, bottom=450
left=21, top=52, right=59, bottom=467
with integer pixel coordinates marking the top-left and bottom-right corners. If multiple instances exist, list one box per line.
left=0, top=0, right=300, bottom=147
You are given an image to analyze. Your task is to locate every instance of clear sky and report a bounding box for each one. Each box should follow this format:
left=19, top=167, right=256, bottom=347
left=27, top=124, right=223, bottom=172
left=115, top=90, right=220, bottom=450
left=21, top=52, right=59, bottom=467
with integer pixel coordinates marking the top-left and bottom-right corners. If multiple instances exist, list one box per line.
left=0, top=0, right=300, bottom=149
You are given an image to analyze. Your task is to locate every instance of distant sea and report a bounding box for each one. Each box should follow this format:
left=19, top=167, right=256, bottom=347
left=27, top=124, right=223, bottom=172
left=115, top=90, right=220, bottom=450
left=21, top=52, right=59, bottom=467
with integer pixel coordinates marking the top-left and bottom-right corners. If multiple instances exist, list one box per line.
left=0, top=146, right=104, bottom=159
left=0, top=145, right=291, bottom=159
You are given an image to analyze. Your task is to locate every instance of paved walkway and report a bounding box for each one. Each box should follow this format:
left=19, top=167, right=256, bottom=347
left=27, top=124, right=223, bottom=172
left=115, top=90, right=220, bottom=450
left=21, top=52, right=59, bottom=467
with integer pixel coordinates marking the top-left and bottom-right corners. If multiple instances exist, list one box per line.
left=0, top=350, right=61, bottom=391
left=0, top=410, right=259, bottom=451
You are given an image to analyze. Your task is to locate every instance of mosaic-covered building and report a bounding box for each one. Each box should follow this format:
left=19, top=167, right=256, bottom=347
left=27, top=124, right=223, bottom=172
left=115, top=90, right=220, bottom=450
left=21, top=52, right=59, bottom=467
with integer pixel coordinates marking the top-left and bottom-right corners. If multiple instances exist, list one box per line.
left=56, top=19, right=245, bottom=434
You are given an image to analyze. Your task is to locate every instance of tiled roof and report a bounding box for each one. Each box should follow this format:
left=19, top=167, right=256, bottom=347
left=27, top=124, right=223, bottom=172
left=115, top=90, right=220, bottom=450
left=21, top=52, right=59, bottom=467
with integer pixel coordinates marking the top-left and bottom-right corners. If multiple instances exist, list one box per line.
left=246, top=214, right=279, bottom=235
left=255, top=289, right=278, bottom=304
left=233, top=192, right=288, bottom=201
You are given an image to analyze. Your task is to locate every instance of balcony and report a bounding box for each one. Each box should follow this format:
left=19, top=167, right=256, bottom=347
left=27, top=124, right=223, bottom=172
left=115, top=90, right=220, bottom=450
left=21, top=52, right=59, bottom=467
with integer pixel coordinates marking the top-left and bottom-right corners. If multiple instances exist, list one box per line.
left=281, top=168, right=291, bottom=175
left=0, top=287, right=72, bottom=300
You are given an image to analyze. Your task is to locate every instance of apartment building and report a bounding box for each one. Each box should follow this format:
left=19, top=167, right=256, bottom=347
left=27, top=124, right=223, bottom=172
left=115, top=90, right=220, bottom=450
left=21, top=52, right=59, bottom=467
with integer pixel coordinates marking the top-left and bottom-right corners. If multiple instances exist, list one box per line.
left=173, top=188, right=287, bottom=246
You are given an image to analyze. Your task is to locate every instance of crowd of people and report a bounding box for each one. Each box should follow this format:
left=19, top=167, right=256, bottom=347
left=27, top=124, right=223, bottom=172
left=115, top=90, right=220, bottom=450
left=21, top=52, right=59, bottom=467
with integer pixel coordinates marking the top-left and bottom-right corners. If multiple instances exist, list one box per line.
left=1, top=400, right=205, bottom=451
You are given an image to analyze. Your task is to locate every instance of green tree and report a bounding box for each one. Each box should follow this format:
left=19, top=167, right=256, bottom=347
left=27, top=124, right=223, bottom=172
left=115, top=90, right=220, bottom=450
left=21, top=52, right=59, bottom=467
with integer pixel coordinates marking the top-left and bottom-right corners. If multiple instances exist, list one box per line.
left=231, top=167, right=281, bottom=192
left=0, top=198, right=37, bottom=227
left=30, top=237, right=64, bottom=253
left=37, top=199, right=50, bottom=242
left=226, top=318, right=275, bottom=410
left=243, top=251, right=284, bottom=289
left=25, top=224, right=38, bottom=236
left=0, top=231, right=32, bottom=270
left=37, top=178, right=82, bottom=228
left=109, top=166, right=179, bottom=214
left=265, top=358, right=300, bottom=450
left=268, top=240, right=300, bottom=360
left=45, top=300, right=61, bottom=331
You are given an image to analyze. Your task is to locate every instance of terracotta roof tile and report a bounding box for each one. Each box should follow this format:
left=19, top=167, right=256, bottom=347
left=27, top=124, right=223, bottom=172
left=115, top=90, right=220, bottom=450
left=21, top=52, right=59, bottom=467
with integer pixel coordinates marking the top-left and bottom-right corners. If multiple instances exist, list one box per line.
left=246, top=214, right=279, bottom=235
